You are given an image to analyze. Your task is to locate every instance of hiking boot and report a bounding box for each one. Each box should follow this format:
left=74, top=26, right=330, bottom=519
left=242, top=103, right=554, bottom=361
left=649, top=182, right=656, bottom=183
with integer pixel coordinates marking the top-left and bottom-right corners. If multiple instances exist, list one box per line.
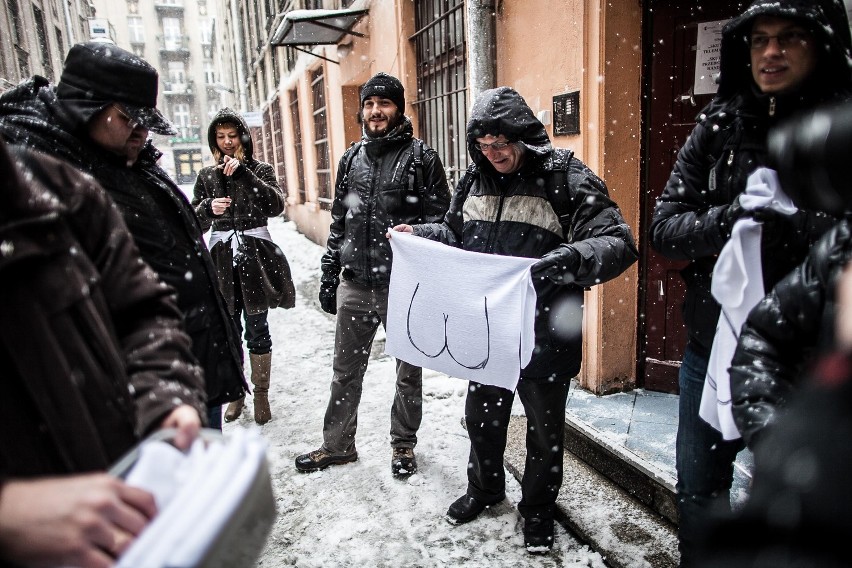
left=223, top=397, right=244, bottom=422
left=391, top=447, right=417, bottom=478
left=446, top=494, right=489, bottom=525
left=524, top=517, right=554, bottom=554
left=294, top=448, right=358, bottom=473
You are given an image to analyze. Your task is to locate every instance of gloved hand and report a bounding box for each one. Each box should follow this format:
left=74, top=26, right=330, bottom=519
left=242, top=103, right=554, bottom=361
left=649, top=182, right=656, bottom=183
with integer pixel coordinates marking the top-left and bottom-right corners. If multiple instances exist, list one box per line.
left=722, top=193, right=753, bottom=236
left=531, top=246, right=580, bottom=284
left=318, top=277, right=339, bottom=315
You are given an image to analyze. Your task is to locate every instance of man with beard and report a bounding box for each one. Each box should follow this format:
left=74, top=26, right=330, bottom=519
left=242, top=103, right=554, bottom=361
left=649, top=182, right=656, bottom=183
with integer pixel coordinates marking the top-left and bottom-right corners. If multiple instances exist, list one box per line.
left=295, top=72, right=450, bottom=478
left=0, top=42, right=247, bottom=428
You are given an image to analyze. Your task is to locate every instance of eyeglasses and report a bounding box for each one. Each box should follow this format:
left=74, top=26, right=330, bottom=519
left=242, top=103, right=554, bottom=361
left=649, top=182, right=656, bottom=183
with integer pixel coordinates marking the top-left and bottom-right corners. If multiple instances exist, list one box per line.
left=112, top=104, right=140, bottom=130
left=475, top=141, right=512, bottom=152
left=747, top=30, right=810, bottom=51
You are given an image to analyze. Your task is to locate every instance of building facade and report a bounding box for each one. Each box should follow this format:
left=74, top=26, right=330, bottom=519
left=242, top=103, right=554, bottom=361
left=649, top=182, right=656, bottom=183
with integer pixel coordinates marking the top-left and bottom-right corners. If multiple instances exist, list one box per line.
left=0, top=0, right=96, bottom=92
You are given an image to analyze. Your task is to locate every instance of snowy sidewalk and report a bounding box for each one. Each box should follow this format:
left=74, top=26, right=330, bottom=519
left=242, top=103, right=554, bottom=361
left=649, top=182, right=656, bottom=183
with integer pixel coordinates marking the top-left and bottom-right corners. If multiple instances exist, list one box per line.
left=224, top=219, right=607, bottom=568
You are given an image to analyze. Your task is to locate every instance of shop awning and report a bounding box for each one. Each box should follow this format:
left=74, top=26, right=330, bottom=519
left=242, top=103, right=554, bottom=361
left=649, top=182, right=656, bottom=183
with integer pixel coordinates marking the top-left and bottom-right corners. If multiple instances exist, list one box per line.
left=270, top=8, right=368, bottom=47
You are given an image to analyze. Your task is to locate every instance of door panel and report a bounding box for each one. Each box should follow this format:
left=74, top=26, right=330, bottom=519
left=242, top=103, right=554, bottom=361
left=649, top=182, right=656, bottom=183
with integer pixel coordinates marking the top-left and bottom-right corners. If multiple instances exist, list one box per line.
left=640, top=0, right=747, bottom=392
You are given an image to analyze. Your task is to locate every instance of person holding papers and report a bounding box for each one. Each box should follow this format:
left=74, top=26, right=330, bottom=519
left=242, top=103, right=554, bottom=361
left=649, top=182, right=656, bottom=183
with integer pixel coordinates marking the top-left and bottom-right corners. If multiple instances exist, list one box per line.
left=0, top=140, right=205, bottom=567
left=393, top=86, right=637, bottom=554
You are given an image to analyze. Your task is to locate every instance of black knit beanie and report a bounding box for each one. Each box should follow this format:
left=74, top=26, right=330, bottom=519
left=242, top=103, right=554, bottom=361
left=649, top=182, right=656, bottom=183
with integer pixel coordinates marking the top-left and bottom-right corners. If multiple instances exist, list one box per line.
left=360, top=72, right=405, bottom=111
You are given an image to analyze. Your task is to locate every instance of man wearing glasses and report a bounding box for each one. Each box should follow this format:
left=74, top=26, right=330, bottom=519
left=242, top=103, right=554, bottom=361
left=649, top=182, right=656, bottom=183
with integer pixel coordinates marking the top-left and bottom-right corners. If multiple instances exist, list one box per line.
left=394, top=86, right=637, bottom=553
left=0, top=41, right=248, bottom=430
left=649, top=1, right=852, bottom=565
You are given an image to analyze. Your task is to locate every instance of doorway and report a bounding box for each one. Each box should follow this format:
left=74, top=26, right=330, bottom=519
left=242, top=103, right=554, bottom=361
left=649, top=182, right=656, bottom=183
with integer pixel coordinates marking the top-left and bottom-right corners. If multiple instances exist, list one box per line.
left=639, top=0, right=747, bottom=393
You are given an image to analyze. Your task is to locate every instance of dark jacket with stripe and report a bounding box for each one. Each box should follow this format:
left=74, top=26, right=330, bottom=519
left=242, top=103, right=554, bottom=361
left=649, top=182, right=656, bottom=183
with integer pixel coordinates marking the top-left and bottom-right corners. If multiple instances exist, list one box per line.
left=414, top=87, right=638, bottom=379
left=649, top=0, right=851, bottom=356
left=0, top=141, right=206, bottom=479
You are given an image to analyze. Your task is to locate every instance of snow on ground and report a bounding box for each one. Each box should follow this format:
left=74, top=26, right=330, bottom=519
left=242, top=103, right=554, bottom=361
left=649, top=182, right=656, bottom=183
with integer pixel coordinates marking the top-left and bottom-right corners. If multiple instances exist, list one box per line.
left=224, top=218, right=607, bottom=568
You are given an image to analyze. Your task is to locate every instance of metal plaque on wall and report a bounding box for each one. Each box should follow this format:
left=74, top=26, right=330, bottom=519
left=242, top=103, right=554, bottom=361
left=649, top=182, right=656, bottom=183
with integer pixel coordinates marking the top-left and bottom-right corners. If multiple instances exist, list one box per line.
left=553, top=91, right=580, bottom=136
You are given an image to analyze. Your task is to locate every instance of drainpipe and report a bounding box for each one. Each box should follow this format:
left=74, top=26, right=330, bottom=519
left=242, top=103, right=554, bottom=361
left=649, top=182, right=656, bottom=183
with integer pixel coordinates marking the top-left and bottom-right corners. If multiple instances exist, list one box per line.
left=62, top=0, right=76, bottom=44
left=230, top=0, right=249, bottom=112
left=467, top=0, right=496, bottom=106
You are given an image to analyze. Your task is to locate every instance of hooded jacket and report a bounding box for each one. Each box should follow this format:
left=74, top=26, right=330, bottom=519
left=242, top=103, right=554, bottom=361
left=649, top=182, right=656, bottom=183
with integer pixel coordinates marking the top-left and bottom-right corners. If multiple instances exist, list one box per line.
left=192, top=108, right=295, bottom=315
left=0, top=77, right=247, bottom=407
left=0, top=141, right=206, bottom=477
left=730, top=218, right=852, bottom=448
left=649, top=0, right=851, bottom=356
left=413, top=87, right=638, bottom=379
left=321, top=116, right=451, bottom=288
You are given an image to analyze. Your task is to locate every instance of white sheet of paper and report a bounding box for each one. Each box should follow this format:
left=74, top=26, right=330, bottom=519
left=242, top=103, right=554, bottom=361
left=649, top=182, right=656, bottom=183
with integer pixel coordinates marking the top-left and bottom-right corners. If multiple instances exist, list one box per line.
left=386, top=231, right=537, bottom=392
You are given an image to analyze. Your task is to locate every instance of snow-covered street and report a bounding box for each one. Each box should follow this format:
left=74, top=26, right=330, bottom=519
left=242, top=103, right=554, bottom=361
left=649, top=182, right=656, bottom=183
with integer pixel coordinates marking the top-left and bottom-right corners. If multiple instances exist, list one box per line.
left=224, top=218, right=607, bottom=568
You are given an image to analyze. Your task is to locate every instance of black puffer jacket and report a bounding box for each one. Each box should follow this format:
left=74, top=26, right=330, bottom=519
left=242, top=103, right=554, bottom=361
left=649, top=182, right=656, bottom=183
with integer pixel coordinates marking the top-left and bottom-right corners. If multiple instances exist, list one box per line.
left=0, top=141, right=206, bottom=477
left=321, top=116, right=450, bottom=287
left=730, top=219, right=852, bottom=448
left=414, top=87, right=638, bottom=379
left=0, top=77, right=247, bottom=407
left=649, top=0, right=850, bottom=356
left=192, top=108, right=295, bottom=315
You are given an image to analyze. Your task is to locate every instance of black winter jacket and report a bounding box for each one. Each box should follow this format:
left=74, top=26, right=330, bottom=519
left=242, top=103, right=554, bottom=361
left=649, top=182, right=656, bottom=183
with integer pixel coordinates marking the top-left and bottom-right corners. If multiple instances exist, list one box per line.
left=321, top=116, right=451, bottom=287
left=192, top=108, right=295, bottom=315
left=649, top=0, right=850, bottom=356
left=0, top=77, right=247, bottom=407
left=730, top=219, right=852, bottom=448
left=414, top=87, right=638, bottom=379
left=0, top=141, right=206, bottom=478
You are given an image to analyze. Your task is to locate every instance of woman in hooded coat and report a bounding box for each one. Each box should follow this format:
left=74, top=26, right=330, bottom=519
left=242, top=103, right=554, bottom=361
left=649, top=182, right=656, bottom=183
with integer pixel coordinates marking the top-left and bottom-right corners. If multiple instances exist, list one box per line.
left=192, top=108, right=295, bottom=425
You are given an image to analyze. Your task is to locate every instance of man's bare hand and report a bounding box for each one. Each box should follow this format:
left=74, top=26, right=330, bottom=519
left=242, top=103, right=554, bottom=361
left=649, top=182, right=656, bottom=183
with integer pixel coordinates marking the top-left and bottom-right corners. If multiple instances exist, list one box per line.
left=0, top=474, right=156, bottom=568
left=387, top=224, right=414, bottom=238
left=158, top=404, right=202, bottom=450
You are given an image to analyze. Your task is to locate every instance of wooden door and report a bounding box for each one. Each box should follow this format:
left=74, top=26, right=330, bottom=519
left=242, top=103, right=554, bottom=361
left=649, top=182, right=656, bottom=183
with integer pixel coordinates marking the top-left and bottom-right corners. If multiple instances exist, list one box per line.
left=639, top=0, right=747, bottom=392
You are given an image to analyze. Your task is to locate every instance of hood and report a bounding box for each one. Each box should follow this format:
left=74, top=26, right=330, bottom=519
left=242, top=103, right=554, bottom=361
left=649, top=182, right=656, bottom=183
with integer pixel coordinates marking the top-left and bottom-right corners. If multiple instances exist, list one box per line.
left=207, top=107, right=253, bottom=160
left=466, top=87, right=552, bottom=171
left=717, top=0, right=852, bottom=101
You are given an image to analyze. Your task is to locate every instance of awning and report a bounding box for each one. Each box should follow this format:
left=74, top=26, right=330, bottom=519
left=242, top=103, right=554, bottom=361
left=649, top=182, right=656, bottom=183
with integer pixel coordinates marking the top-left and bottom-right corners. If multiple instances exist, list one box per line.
left=270, top=8, right=368, bottom=47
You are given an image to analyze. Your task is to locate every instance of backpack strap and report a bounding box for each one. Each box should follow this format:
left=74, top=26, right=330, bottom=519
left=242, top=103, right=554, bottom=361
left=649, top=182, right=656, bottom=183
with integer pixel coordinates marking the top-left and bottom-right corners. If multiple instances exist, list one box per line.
left=545, top=148, right=576, bottom=239
left=406, top=139, right=427, bottom=220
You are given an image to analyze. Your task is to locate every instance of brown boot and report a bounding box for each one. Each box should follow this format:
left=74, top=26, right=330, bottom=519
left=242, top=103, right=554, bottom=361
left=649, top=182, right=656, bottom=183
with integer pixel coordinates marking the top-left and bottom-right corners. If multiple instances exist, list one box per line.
left=251, top=352, right=272, bottom=425
left=223, top=397, right=245, bottom=422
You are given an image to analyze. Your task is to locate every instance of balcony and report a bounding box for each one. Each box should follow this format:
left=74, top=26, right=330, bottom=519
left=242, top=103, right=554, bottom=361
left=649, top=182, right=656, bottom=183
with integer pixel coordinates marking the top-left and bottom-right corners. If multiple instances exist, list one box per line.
left=169, top=125, right=201, bottom=144
left=163, top=79, right=195, bottom=96
left=157, top=34, right=190, bottom=54
left=154, top=0, right=183, bottom=14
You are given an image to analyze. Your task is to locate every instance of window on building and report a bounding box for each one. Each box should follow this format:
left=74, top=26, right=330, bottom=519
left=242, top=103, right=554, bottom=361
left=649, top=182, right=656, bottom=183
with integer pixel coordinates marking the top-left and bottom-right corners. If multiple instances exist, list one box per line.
left=127, top=15, right=144, bottom=44
left=7, top=0, right=23, bottom=43
left=162, top=17, right=183, bottom=50
left=290, top=89, right=306, bottom=203
left=207, top=99, right=219, bottom=120
left=54, top=25, right=64, bottom=56
left=270, top=97, right=287, bottom=195
left=32, top=6, right=53, bottom=80
left=199, top=17, right=211, bottom=45
left=172, top=102, right=191, bottom=132
left=203, top=60, right=216, bottom=85
left=304, top=0, right=322, bottom=9
left=173, top=149, right=202, bottom=185
left=167, top=60, right=187, bottom=90
left=413, top=0, right=468, bottom=184
left=311, top=67, right=331, bottom=208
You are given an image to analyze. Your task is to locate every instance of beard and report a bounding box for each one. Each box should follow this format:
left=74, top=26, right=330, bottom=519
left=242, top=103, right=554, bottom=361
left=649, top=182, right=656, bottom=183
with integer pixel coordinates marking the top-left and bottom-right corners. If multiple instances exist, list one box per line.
left=364, top=112, right=402, bottom=138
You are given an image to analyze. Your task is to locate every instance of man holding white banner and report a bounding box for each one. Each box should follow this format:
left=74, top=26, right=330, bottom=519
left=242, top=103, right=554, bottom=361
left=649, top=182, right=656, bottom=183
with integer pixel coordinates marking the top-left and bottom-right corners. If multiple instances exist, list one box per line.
left=392, top=86, right=637, bottom=554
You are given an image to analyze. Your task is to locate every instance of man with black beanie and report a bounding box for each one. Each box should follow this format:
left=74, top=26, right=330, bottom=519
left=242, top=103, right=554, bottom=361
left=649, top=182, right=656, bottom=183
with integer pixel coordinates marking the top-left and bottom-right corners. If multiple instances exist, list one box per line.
left=0, top=42, right=248, bottom=429
left=295, top=72, right=450, bottom=478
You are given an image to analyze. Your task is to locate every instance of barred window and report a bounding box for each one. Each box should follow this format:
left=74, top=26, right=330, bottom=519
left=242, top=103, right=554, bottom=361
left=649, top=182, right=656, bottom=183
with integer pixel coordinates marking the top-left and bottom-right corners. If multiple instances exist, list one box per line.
left=270, top=97, right=288, bottom=196
left=311, top=67, right=332, bottom=209
left=412, top=0, right=467, bottom=185
left=290, top=89, right=306, bottom=203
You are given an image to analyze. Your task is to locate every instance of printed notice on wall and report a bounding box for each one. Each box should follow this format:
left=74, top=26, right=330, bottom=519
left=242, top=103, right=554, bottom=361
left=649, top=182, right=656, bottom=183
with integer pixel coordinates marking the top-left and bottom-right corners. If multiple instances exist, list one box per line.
left=694, top=19, right=728, bottom=96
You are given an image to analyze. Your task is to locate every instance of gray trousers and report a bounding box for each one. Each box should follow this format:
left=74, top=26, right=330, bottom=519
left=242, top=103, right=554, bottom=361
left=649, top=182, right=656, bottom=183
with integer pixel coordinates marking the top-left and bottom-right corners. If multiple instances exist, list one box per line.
left=322, top=279, right=422, bottom=455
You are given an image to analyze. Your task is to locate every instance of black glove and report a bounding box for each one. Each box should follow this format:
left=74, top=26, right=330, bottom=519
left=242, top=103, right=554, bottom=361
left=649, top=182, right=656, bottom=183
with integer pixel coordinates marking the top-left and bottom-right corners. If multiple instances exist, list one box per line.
left=531, top=246, right=580, bottom=284
left=722, top=193, right=753, bottom=236
left=318, top=276, right=339, bottom=315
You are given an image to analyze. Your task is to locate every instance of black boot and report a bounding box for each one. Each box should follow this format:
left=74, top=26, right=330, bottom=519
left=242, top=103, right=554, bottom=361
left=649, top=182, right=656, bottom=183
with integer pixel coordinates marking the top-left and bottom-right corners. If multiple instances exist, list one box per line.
left=524, top=517, right=554, bottom=554
left=446, top=494, right=489, bottom=525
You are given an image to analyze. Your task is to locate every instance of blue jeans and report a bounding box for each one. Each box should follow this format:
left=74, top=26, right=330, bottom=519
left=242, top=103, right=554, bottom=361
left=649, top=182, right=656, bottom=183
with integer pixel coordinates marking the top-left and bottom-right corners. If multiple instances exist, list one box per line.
left=675, top=345, right=744, bottom=567
left=207, top=404, right=222, bottom=431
